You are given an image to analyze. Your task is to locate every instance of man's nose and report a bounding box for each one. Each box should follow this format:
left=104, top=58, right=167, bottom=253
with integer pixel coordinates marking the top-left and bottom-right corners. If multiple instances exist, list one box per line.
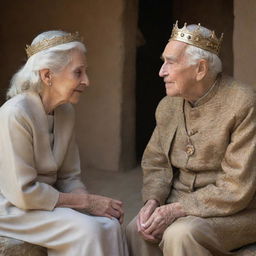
left=159, top=63, right=168, bottom=77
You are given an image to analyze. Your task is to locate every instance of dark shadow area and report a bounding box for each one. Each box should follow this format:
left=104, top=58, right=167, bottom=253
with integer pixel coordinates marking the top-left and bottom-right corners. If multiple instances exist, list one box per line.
left=136, top=0, right=173, bottom=160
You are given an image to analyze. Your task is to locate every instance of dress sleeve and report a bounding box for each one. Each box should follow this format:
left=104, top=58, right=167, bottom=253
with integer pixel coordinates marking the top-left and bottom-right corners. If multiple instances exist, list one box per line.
left=55, top=131, right=87, bottom=193
left=0, top=107, right=59, bottom=210
left=181, top=104, right=256, bottom=217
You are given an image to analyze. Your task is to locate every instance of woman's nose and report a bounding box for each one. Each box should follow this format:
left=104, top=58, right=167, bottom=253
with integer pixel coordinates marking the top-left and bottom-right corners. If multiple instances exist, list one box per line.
left=82, top=73, right=90, bottom=87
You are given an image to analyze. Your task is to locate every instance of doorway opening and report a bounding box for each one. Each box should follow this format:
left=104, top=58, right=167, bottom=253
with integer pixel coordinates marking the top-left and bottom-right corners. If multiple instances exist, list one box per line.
left=136, top=0, right=173, bottom=161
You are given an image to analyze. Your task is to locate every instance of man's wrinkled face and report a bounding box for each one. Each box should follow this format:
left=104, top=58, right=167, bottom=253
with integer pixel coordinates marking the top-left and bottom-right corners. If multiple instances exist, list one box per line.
left=159, top=40, right=197, bottom=99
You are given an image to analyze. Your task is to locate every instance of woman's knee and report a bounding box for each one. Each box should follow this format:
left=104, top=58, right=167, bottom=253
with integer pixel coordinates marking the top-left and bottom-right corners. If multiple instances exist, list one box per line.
left=99, top=217, right=122, bottom=234
left=55, top=208, right=110, bottom=235
left=77, top=216, right=120, bottom=236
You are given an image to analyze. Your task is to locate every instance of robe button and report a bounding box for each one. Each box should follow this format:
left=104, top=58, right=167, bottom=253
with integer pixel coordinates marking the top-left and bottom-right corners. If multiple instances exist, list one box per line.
left=188, top=129, right=198, bottom=136
left=188, top=130, right=193, bottom=136
left=186, top=144, right=195, bottom=156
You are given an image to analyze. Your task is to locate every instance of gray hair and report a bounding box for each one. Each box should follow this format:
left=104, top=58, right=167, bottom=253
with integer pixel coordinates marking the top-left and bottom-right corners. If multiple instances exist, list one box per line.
left=184, top=25, right=222, bottom=78
left=7, top=30, right=86, bottom=99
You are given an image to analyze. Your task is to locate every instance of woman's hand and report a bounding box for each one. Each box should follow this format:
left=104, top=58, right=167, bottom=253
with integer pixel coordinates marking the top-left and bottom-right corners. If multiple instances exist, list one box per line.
left=56, top=192, right=124, bottom=223
left=85, top=194, right=124, bottom=223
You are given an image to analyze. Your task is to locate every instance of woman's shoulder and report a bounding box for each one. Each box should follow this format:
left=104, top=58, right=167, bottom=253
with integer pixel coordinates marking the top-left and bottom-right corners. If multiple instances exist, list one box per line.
left=0, top=92, right=44, bottom=121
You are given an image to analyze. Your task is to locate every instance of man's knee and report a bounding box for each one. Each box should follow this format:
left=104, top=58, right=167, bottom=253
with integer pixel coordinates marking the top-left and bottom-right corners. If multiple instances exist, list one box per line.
left=162, top=216, right=209, bottom=245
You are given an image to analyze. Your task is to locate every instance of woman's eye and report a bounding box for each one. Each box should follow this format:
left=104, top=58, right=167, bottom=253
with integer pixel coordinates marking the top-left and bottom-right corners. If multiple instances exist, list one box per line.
left=75, top=70, right=82, bottom=76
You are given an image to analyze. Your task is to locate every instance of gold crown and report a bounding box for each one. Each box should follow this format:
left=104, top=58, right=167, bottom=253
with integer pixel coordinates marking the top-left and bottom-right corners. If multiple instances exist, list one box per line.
left=170, top=21, right=224, bottom=55
left=25, top=32, right=82, bottom=58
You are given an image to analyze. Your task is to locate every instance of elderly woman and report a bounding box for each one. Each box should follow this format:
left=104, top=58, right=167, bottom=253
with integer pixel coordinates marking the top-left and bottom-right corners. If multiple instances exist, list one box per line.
left=126, top=22, right=256, bottom=256
left=0, top=30, right=127, bottom=256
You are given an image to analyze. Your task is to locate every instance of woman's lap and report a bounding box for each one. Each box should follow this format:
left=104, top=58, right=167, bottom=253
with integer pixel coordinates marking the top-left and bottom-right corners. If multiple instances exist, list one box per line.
left=0, top=207, right=121, bottom=250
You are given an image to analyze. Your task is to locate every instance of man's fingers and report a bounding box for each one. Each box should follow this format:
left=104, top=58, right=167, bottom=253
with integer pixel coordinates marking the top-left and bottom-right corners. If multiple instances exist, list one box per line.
left=140, top=208, right=152, bottom=225
left=137, top=214, right=143, bottom=231
left=151, top=228, right=164, bottom=238
left=142, top=215, right=154, bottom=229
left=140, top=230, right=159, bottom=243
left=143, top=213, right=165, bottom=234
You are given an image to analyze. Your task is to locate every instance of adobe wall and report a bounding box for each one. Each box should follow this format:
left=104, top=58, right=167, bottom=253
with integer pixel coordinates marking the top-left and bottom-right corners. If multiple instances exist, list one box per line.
left=0, top=0, right=137, bottom=173
left=233, top=0, right=256, bottom=85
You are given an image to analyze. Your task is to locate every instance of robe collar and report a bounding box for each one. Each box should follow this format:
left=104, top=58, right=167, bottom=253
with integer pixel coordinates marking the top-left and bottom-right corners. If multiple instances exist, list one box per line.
left=189, top=74, right=221, bottom=108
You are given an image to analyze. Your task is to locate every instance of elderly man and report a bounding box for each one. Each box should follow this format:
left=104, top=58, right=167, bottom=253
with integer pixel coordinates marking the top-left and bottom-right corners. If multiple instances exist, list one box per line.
left=126, top=22, right=256, bottom=256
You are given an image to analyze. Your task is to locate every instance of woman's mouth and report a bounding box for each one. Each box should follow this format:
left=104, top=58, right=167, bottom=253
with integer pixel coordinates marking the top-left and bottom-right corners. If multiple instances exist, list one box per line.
left=74, top=89, right=83, bottom=93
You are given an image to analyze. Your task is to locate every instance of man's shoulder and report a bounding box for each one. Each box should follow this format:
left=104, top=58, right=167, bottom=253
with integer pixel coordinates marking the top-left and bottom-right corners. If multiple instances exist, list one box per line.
left=154, top=96, right=183, bottom=126
left=220, top=75, right=256, bottom=108
left=156, top=96, right=183, bottom=113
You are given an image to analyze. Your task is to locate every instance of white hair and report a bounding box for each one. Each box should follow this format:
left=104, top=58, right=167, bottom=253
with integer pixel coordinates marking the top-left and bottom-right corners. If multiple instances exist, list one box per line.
left=7, top=30, right=86, bottom=99
left=184, top=25, right=222, bottom=78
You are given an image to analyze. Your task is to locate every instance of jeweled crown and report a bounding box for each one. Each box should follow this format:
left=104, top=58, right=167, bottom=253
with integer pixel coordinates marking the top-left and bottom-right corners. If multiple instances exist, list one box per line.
left=170, top=21, right=224, bottom=55
left=25, top=32, right=82, bottom=58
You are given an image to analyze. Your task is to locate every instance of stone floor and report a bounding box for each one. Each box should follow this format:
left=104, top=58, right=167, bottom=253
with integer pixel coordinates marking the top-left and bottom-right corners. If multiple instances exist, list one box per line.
left=84, top=166, right=143, bottom=225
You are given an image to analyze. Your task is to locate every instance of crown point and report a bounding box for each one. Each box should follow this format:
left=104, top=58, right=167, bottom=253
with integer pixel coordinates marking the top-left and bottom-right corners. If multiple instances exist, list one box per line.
left=211, top=31, right=216, bottom=39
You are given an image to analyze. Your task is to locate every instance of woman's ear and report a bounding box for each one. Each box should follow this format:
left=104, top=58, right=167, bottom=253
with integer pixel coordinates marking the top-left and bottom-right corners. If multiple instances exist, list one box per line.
left=39, top=69, right=52, bottom=86
left=196, top=59, right=208, bottom=81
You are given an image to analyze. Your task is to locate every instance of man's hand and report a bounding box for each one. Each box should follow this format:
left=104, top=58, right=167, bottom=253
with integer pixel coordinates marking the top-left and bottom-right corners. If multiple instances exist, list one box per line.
left=136, top=199, right=159, bottom=240
left=139, top=202, right=186, bottom=243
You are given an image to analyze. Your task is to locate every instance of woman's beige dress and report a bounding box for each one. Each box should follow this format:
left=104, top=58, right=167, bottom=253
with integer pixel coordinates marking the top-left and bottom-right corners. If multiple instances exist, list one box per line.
left=0, top=92, right=127, bottom=256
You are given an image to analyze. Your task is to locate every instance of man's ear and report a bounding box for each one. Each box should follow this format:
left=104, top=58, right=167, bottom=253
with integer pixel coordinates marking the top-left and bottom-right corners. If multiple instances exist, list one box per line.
left=196, top=59, right=208, bottom=81
left=39, top=69, right=52, bottom=86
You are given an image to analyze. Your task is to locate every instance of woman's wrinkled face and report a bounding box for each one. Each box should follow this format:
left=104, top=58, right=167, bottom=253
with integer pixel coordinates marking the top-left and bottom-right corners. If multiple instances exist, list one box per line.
left=51, top=48, right=89, bottom=104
